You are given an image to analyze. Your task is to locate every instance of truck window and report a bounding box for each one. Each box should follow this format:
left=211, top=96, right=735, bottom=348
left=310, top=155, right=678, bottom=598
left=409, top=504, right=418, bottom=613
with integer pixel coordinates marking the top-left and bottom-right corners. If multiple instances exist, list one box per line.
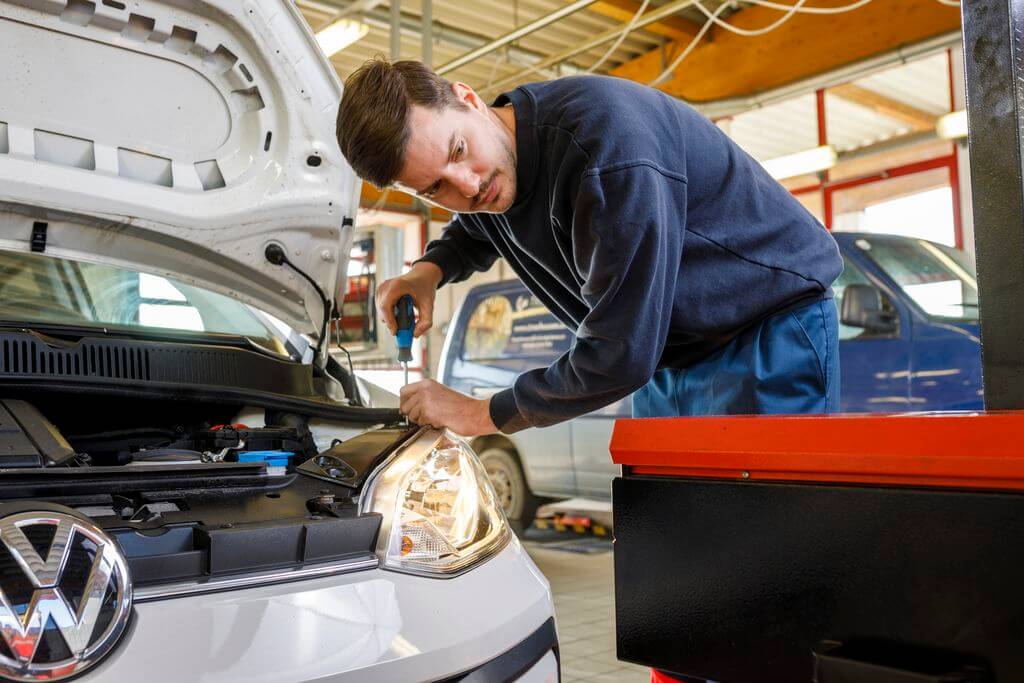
left=856, top=237, right=978, bottom=321
left=833, top=257, right=883, bottom=341
left=462, top=291, right=571, bottom=367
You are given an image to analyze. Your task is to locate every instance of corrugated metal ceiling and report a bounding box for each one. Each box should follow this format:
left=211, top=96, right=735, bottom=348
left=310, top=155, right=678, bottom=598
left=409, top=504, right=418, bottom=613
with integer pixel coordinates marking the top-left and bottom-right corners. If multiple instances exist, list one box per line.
left=298, top=0, right=680, bottom=89
left=727, top=52, right=953, bottom=161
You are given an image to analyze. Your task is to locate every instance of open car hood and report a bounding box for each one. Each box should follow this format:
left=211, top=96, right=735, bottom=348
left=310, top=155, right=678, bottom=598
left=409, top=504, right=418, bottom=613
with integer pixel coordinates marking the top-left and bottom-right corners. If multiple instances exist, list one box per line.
left=0, top=0, right=359, bottom=337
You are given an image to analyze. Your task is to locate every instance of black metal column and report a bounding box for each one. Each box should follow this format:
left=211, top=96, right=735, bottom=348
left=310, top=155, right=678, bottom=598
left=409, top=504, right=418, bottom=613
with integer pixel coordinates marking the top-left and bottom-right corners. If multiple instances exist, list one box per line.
left=963, top=0, right=1024, bottom=408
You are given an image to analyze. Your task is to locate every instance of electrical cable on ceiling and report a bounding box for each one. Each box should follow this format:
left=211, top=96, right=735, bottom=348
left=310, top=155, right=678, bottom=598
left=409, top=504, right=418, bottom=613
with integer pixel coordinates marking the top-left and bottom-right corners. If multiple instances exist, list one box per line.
left=649, top=0, right=881, bottom=86
left=741, top=0, right=874, bottom=14
left=691, top=0, right=809, bottom=38
left=478, top=0, right=899, bottom=94
left=649, top=1, right=730, bottom=85
left=586, top=0, right=651, bottom=73
left=484, top=1, right=518, bottom=92
left=485, top=48, right=511, bottom=90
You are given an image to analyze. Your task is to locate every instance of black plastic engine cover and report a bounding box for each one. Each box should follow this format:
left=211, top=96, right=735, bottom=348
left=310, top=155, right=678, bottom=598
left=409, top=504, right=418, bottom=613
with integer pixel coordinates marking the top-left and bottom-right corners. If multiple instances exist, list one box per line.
left=0, top=401, right=40, bottom=467
left=297, top=426, right=417, bottom=488
left=613, top=476, right=1024, bottom=682
left=0, top=399, right=75, bottom=467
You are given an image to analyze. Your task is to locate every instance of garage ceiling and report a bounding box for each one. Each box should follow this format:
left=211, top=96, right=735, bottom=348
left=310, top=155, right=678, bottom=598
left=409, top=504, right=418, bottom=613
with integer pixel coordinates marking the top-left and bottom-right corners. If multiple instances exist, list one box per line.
left=296, top=0, right=735, bottom=92
left=300, top=0, right=962, bottom=208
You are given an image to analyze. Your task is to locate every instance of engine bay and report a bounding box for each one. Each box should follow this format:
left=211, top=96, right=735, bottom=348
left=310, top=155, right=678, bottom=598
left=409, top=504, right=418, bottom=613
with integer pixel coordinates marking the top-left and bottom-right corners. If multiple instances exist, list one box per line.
left=0, top=395, right=417, bottom=588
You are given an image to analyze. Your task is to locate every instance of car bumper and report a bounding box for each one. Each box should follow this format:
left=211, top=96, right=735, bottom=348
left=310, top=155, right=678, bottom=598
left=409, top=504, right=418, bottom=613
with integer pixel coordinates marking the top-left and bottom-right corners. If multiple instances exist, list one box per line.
left=90, top=537, right=557, bottom=682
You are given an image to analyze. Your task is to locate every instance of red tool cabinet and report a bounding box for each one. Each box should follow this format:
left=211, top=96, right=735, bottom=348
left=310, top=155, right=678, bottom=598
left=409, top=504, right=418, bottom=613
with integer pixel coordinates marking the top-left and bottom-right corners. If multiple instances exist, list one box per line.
left=610, top=413, right=1024, bottom=682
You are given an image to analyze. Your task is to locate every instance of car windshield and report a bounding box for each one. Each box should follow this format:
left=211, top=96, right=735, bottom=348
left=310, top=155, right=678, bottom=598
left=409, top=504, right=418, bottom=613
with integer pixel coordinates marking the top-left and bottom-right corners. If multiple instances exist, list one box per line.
left=854, top=236, right=979, bottom=321
left=0, top=250, right=291, bottom=356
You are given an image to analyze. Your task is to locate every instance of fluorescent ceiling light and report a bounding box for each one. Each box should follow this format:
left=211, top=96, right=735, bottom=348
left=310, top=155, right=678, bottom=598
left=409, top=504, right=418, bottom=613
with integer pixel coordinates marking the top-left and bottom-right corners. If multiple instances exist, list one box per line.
left=761, top=145, right=837, bottom=180
left=316, top=18, right=369, bottom=57
left=936, top=110, right=968, bottom=140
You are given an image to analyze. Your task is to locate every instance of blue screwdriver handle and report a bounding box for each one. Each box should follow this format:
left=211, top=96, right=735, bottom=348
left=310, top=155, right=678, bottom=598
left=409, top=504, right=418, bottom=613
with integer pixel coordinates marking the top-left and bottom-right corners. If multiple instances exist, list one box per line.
left=394, top=295, right=415, bottom=362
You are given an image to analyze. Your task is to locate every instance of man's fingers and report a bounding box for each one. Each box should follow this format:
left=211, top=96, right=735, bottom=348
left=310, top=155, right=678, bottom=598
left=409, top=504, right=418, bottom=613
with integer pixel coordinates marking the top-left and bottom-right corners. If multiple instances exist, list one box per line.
left=376, top=281, right=418, bottom=337
left=414, top=298, right=434, bottom=338
left=401, top=388, right=423, bottom=416
left=399, top=388, right=415, bottom=412
left=375, top=286, right=400, bottom=336
left=405, top=396, right=426, bottom=424
left=399, top=380, right=430, bottom=402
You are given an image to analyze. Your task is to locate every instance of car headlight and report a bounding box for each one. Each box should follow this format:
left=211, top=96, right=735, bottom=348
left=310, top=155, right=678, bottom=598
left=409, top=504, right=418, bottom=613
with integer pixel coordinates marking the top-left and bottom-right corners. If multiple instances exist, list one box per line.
left=360, top=429, right=511, bottom=577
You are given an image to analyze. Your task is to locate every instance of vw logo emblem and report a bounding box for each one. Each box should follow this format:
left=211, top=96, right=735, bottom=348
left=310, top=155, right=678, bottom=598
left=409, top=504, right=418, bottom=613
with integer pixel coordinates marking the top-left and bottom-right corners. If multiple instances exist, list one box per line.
left=0, top=511, right=132, bottom=681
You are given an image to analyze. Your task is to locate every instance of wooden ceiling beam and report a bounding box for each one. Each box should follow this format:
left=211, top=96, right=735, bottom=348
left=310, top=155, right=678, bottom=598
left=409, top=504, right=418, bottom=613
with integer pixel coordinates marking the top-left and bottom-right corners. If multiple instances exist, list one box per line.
left=359, top=184, right=452, bottom=222
left=583, top=0, right=701, bottom=42
left=829, top=83, right=939, bottom=131
left=610, top=0, right=962, bottom=102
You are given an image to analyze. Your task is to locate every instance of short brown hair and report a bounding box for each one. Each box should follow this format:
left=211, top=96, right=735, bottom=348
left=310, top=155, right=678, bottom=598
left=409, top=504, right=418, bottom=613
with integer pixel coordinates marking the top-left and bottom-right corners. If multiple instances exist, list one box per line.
left=336, top=58, right=464, bottom=188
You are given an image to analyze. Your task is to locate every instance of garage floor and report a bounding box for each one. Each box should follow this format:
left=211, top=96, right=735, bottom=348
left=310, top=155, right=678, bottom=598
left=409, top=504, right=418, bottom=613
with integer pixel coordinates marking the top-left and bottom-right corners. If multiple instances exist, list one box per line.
left=524, top=537, right=649, bottom=682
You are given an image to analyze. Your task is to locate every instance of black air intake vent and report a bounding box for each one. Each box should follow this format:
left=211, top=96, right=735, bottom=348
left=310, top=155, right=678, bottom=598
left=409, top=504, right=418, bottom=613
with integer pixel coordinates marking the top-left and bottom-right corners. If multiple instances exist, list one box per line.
left=0, top=330, right=317, bottom=399
left=1, top=338, right=150, bottom=381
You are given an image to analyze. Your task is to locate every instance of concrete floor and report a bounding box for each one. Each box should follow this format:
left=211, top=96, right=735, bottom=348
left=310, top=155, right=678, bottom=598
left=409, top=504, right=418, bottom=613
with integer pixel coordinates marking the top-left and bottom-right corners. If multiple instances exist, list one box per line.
left=524, top=539, right=649, bottom=683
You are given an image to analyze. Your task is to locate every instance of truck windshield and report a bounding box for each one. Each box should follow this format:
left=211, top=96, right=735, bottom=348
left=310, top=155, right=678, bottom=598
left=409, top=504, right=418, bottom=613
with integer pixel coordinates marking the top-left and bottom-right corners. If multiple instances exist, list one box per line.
left=0, top=250, right=290, bottom=356
left=855, top=236, right=979, bottom=321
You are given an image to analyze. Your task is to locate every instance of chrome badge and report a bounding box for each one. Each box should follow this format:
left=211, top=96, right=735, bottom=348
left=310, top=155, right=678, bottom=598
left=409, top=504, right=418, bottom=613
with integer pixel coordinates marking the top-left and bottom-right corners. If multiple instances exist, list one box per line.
left=0, top=511, right=132, bottom=681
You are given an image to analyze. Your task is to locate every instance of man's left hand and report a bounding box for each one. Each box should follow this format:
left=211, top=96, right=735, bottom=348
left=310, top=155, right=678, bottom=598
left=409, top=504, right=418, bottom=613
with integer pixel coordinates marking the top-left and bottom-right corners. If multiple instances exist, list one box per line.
left=400, top=379, right=498, bottom=436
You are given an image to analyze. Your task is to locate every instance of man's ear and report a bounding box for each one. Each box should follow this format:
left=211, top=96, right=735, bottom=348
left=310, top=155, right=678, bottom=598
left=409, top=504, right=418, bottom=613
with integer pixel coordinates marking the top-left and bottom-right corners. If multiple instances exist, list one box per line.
left=451, top=81, right=487, bottom=113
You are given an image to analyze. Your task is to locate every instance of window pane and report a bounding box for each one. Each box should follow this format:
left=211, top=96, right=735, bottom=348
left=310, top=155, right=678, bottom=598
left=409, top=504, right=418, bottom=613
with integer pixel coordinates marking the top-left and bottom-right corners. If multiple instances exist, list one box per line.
left=139, top=303, right=203, bottom=330
left=855, top=236, right=978, bottom=320
left=139, top=273, right=187, bottom=301
left=832, top=167, right=955, bottom=246
left=833, top=257, right=873, bottom=341
left=0, top=250, right=284, bottom=353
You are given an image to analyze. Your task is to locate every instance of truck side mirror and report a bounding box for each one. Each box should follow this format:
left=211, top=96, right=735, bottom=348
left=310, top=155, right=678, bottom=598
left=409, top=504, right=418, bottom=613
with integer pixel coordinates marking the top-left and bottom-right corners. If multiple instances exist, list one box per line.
left=841, top=284, right=897, bottom=334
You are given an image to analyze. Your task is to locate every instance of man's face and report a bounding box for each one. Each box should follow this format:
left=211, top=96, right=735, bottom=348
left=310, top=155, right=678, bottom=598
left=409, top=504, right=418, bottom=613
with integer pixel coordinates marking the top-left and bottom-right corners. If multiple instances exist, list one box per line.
left=394, top=86, right=517, bottom=214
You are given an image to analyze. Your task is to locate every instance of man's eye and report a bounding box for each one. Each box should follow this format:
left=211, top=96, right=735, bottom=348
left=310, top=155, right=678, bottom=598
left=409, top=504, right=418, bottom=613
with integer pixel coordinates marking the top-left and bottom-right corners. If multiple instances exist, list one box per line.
left=424, top=183, right=441, bottom=198
left=456, top=141, right=465, bottom=158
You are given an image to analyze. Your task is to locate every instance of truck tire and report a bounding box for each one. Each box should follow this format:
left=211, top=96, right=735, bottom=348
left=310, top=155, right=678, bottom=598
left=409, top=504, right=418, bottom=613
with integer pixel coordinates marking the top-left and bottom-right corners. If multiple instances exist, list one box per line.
left=477, top=446, right=541, bottom=536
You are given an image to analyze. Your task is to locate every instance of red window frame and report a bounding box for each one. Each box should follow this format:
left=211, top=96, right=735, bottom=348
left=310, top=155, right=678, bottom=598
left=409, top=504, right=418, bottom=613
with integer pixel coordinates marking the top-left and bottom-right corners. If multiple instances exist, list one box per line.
left=790, top=51, right=964, bottom=249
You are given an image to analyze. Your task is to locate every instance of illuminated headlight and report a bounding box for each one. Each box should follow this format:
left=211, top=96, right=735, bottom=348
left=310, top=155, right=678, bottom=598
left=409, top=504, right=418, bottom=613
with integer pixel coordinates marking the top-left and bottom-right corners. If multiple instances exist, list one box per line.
left=360, top=430, right=511, bottom=576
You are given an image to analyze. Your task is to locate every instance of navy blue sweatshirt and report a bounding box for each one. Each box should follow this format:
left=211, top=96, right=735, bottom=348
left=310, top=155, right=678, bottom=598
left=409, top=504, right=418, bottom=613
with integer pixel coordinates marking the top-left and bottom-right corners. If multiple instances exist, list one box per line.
left=419, top=76, right=842, bottom=433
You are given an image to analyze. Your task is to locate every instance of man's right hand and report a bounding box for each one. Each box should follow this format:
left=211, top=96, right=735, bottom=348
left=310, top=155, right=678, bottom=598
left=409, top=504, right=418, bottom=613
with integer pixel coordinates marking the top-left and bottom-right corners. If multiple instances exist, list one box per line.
left=377, top=261, right=443, bottom=338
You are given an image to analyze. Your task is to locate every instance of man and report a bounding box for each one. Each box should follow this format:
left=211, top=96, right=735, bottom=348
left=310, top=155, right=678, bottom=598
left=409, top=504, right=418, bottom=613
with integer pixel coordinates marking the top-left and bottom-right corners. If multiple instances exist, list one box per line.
left=336, top=58, right=842, bottom=436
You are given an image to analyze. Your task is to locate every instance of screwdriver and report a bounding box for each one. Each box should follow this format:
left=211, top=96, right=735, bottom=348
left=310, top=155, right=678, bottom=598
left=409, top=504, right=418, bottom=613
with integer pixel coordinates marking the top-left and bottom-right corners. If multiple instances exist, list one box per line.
left=394, top=295, right=415, bottom=389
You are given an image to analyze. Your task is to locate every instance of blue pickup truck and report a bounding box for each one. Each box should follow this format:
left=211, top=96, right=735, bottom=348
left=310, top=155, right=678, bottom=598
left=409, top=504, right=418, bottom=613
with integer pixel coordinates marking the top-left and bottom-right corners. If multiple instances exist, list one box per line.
left=439, top=233, right=982, bottom=529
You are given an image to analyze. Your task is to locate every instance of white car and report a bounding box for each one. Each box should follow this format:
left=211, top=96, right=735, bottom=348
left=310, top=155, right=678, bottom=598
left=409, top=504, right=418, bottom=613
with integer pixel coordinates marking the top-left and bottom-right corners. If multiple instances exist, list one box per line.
left=0, top=0, right=558, bottom=681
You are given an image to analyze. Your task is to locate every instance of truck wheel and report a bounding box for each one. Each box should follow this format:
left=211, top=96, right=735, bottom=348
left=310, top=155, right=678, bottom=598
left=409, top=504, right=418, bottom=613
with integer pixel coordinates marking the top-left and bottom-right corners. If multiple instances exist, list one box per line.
left=477, top=447, right=540, bottom=535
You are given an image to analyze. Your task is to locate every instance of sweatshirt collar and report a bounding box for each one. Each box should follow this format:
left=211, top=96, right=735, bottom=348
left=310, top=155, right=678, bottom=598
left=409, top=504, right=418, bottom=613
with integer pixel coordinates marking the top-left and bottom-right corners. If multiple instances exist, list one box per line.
left=492, top=86, right=539, bottom=212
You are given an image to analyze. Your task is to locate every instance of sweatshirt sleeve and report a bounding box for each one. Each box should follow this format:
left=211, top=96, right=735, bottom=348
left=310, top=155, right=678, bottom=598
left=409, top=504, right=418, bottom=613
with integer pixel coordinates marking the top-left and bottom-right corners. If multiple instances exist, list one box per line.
left=489, top=164, right=686, bottom=433
left=415, top=214, right=500, bottom=286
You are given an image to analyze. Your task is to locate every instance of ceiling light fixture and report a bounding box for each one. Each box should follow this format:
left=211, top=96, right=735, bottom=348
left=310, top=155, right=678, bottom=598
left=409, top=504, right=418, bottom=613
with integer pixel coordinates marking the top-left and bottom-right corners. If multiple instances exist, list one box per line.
left=761, top=145, right=838, bottom=181
left=936, top=110, right=968, bottom=140
left=316, top=18, right=370, bottom=57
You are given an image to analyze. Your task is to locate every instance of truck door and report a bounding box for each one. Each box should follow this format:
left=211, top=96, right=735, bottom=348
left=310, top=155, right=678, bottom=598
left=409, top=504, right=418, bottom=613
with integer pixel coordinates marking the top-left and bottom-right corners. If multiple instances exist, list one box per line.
left=864, top=238, right=983, bottom=411
left=834, top=250, right=912, bottom=412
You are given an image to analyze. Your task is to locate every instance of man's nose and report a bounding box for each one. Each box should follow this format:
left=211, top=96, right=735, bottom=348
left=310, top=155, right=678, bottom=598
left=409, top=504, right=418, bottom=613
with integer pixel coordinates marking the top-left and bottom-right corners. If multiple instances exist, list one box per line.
left=450, top=168, right=481, bottom=198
